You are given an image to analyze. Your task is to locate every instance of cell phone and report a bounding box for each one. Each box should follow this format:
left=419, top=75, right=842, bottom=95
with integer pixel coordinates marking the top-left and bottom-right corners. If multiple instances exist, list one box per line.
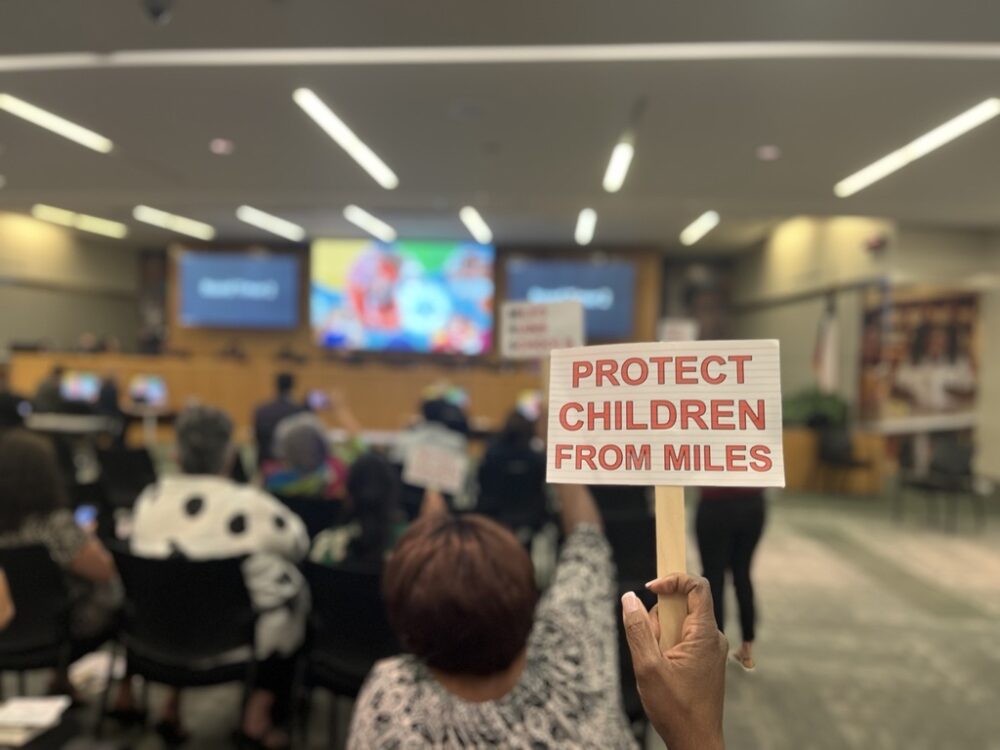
left=74, top=505, right=98, bottom=529
left=307, top=389, right=331, bottom=410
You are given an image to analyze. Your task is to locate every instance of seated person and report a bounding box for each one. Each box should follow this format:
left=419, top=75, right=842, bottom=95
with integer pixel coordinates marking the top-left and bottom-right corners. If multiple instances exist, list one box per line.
left=310, top=451, right=407, bottom=568
left=125, top=406, right=309, bottom=749
left=261, top=395, right=364, bottom=500
left=477, top=405, right=548, bottom=534
left=0, top=429, right=119, bottom=692
left=348, top=484, right=639, bottom=749
left=32, top=365, right=67, bottom=413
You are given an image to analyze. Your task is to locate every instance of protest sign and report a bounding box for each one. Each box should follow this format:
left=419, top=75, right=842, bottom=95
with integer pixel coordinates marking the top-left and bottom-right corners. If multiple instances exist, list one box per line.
left=501, top=300, right=585, bottom=360
left=400, top=427, right=469, bottom=495
left=545, top=339, right=784, bottom=647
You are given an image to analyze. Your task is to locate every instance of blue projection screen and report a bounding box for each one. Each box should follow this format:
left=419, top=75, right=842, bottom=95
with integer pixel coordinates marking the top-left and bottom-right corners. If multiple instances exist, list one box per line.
left=178, top=252, right=300, bottom=329
left=505, top=259, right=635, bottom=339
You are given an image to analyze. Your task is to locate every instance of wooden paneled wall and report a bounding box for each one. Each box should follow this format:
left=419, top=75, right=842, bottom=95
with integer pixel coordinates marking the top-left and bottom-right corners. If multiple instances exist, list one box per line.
left=8, top=353, right=541, bottom=437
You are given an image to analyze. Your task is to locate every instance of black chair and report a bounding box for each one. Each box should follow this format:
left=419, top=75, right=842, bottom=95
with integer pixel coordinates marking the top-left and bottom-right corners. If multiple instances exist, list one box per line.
left=295, top=562, right=399, bottom=740
left=97, top=447, right=157, bottom=511
left=898, top=437, right=983, bottom=531
left=98, top=547, right=258, bottom=733
left=275, top=495, right=345, bottom=540
left=816, top=425, right=871, bottom=494
left=0, top=546, right=72, bottom=695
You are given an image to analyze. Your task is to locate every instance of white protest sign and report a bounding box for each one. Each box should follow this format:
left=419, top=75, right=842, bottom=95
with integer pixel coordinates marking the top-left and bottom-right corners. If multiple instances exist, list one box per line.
left=501, top=300, right=585, bottom=360
left=658, top=317, right=700, bottom=343
left=546, top=340, right=785, bottom=487
left=401, top=429, right=469, bottom=495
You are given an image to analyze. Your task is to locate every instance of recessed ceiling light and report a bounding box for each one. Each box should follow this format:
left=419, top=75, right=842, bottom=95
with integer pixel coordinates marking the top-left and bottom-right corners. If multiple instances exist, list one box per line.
left=0, top=93, right=112, bottom=153
left=209, top=138, right=235, bottom=155
left=603, top=137, right=634, bottom=193
left=132, top=204, right=216, bottom=240
left=575, top=208, right=597, bottom=246
left=0, top=175, right=6, bottom=189
left=236, top=205, right=305, bottom=242
left=459, top=206, right=493, bottom=244
left=343, top=205, right=396, bottom=242
left=31, top=204, right=128, bottom=239
left=679, top=210, right=720, bottom=246
left=293, top=88, right=399, bottom=190
left=834, top=97, right=1000, bottom=198
left=756, top=144, right=782, bottom=161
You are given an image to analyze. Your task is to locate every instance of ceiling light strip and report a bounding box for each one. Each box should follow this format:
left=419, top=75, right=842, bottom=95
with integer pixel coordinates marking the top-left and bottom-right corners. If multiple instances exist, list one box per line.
left=459, top=206, right=493, bottom=244
left=834, top=97, right=1000, bottom=197
left=575, top=208, right=597, bottom=246
left=236, top=205, right=306, bottom=242
left=31, top=204, right=128, bottom=239
left=603, top=140, right=635, bottom=193
left=679, top=210, right=720, bottom=246
left=343, top=205, right=396, bottom=242
left=0, top=93, right=113, bottom=153
left=133, top=205, right=216, bottom=240
left=293, top=88, right=398, bottom=190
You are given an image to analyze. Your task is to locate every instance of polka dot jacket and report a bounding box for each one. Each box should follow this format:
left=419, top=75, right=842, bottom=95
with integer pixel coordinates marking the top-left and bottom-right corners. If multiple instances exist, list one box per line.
left=131, top=475, right=311, bottom=659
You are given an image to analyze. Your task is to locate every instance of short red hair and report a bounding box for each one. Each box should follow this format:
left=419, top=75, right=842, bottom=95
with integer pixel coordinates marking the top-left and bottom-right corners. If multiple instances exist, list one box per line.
left=383, top=513, right=538, bottom=675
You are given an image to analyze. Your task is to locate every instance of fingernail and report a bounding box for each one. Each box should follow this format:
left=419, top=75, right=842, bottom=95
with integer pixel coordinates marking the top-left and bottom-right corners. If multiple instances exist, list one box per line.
left=621, top=591, right=641, bottom=613
left=644, top=579, right=657, bottom=588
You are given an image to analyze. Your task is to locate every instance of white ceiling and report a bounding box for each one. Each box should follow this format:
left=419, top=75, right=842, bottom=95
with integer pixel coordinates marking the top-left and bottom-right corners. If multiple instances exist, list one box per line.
left=2, top=1, right=1000, bottom=250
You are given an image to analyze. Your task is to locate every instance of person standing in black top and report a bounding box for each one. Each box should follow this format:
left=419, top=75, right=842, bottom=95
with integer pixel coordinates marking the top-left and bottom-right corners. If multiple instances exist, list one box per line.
left=695, top=486, right=766, bottom=671
left=253, top=372, right=305, bottom=467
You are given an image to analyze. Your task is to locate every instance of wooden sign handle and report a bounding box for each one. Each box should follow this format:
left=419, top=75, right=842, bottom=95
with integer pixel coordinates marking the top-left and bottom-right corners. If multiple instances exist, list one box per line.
left=654, top=485, right=687, bottom=650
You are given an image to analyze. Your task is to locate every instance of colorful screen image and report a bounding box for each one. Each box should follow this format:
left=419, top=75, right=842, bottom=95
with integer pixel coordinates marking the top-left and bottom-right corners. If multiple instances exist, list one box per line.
left=311, top=240, right=494, bottom=354
left=178, top=251, right=300, bottom=329
left=61, top=371, right=100, bottom=403
left=505, top=259, right=636, bottom=340
left=128, top=374, right=168, bottom=408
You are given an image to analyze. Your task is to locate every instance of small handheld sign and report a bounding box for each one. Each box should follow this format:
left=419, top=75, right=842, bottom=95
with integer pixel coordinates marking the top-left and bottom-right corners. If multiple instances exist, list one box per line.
left=401, top=431, right=469, bottom=496
left=545, top=340, right=784, bottom=648
left=500, top=300, right=585, bottom=361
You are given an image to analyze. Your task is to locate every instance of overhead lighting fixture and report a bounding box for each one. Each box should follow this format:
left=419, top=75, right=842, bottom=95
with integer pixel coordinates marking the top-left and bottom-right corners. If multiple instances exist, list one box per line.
left=575, top=208, right=597, bottom=246
left=679, top=210, right=720, bottom=246
left=209, top=138, right=235, bottom=156
left=756, top=144, right=782, bottom=161
left=0, top=93, right=112, bottom=153
left=31, top=204, right=128, bottom=239
left=236, top=205, right=305, bottom=242
left=0, top=175, right=6, bottom=189
left=834, top=97, right=1000, bottom=197
left=133, top=204, right=216, bottom=240
left=343, top=204, right=396, bottom=242
left=459, top=206, right=493, bottom=244
left=603, top=138, right=635, bottom=192
left=293, top=88, right=399, bottom=190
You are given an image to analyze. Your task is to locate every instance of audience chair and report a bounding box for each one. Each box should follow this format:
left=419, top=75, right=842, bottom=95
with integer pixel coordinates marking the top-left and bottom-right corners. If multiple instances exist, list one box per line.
left=97, top=447, right=157, bottom=511
left=0, top=545, right=73, bottom=696
left=98, top=546, right=258, bottom=736
left=898, top=437, right=983, bottom=531
left=816, top=425, right=871, bottom=494
left=274, top=494, right=346, bottom=540
left=294, top=562, right=399, bottom=743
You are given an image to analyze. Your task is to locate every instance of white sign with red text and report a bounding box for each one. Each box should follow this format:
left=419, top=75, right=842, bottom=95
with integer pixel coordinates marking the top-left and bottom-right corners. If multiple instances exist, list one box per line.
left=546, top=340, right=785, bottom=487
left=402, top=434, right=469, bottom=495
left=501, top=300, right=585, bottom=360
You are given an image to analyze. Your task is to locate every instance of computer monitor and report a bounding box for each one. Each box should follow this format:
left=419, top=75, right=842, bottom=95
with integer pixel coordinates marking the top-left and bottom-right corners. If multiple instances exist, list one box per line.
left=60, top=371, right=101, bottom=403
left=128, top=374, right=168, bottom=409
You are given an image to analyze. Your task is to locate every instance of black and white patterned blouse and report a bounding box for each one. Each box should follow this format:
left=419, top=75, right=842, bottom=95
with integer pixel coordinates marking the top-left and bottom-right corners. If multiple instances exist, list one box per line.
left=348, top=525, right=639, bottom=750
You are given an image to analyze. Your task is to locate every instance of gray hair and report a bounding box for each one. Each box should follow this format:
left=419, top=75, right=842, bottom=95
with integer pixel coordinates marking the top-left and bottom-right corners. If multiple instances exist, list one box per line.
left=274, top=413, right=329, bottom=473
left=176, top=405, right=233, bottom=475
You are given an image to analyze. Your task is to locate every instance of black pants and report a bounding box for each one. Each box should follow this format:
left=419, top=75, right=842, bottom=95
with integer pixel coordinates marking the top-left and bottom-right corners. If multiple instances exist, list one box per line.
left=256, top=654, right=297, bottom=727
left=695, top=494, right=765, bottom=642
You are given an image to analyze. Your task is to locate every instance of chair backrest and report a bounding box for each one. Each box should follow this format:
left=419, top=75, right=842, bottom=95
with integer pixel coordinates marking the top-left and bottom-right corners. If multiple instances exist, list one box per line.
left=304, top=562, right=398, bottom=665
left=0, top=545, right=70, bottom=654
left=818, top=426, right=855, bottom=463
left=930, top=438, right=974, bottom=478
left=111, top=546, right=255, bottom=662
left=98, top=448, right=157, bottom=509
left=276, top=494, right=345, bottom=539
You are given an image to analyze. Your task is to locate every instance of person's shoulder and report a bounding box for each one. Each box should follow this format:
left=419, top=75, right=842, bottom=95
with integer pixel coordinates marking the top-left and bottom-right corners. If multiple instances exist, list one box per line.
left=359, top=655, right=424, bottom=694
